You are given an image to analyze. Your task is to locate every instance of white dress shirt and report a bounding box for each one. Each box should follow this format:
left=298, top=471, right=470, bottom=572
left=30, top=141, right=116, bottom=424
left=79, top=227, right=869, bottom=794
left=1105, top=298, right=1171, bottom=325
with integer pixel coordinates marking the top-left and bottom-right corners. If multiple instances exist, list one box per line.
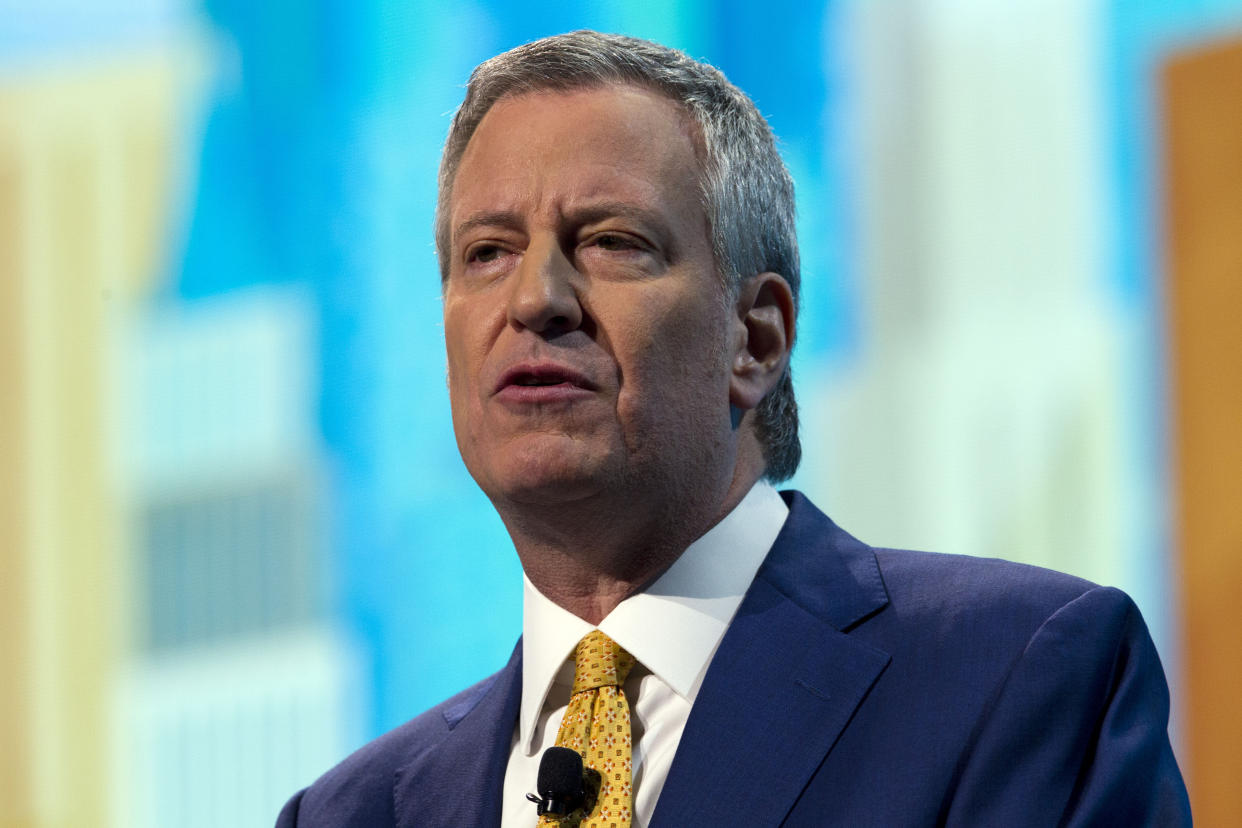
left=500, top=481, right=790, bottom=828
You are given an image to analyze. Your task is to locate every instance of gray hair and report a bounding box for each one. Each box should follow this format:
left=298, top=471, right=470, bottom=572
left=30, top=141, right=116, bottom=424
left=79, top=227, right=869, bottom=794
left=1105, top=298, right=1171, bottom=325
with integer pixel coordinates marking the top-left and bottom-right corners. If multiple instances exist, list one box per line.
left=435, top=30, right=801, bottom=482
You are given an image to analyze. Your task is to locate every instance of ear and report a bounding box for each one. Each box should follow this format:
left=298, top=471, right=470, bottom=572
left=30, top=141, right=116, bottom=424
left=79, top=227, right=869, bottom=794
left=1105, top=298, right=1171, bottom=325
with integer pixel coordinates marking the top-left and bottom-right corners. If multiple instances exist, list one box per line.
left=729, top=272, right=795, bottom=411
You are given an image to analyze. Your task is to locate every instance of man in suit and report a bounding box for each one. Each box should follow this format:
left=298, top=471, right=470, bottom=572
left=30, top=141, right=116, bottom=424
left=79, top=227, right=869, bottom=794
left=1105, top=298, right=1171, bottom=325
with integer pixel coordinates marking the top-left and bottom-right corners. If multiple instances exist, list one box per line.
left=278, top=31, right=1190, bottom=826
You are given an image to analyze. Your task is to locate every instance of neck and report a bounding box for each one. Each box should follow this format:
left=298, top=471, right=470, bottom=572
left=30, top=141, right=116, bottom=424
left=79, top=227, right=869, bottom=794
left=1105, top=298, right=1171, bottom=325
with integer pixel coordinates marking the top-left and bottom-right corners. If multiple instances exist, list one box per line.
left=500, top=461, right=764, bottom=625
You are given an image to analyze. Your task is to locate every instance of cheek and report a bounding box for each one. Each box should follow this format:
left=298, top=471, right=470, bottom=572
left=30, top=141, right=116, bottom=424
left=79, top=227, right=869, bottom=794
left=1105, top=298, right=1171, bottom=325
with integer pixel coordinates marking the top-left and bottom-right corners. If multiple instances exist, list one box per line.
left=615, top=299, right=732, bottom=426
left=443, top=308, right=487, bottom=418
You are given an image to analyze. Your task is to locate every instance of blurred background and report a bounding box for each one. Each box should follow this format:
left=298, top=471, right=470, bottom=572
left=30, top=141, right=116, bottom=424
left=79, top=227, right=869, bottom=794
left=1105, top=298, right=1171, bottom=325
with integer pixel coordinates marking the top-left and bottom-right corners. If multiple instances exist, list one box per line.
left=3, top=0, right=1240, bottom=825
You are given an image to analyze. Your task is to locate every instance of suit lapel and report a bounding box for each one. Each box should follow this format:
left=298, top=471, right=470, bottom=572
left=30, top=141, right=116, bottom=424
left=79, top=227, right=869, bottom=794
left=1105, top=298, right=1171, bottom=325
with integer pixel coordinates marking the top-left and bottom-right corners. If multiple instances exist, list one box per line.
left=651, top=493, right=892, bottom=828
left=393, top=642, right=522, bottom=828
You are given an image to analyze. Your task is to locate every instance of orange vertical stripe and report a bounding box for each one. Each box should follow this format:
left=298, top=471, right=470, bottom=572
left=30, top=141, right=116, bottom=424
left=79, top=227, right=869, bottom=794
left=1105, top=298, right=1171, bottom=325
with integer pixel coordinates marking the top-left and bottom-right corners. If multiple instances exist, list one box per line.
left=1163, top=35, right=1242, bottom=826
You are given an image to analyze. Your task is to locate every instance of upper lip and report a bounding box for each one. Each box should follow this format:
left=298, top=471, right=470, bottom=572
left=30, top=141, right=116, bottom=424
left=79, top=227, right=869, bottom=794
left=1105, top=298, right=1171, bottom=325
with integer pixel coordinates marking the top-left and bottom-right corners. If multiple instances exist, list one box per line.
left=493, top=362, right=598, bottom=394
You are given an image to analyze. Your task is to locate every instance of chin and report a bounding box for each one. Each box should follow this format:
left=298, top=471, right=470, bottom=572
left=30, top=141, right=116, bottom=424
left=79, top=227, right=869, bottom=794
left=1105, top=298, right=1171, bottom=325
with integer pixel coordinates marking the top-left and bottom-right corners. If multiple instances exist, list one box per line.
left=476, top=441, right=610, bottom=506
left=490, top=469, right=607, bottom=507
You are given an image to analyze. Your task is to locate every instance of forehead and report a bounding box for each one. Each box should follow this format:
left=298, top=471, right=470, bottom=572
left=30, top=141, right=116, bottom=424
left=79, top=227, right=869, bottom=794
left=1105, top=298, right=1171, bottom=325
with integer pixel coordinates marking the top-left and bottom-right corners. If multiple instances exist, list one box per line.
left=448, top=84, right=705, bottom=232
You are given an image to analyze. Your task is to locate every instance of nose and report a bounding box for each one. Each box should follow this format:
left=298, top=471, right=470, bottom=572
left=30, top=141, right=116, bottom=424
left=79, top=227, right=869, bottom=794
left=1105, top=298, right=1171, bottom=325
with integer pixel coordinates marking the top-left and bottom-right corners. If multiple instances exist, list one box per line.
left=507, top=236, right=583, bottom=334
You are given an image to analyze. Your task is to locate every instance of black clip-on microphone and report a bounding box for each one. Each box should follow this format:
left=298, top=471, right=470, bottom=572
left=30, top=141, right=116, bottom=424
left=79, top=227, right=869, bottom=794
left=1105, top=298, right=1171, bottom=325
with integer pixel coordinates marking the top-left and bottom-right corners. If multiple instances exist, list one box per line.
left=526, top=746, right=600, bottom=818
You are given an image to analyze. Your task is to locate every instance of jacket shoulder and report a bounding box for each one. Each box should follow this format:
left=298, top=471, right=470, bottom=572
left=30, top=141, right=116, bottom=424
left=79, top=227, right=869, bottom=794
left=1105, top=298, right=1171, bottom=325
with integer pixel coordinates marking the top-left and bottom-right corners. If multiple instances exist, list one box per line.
left=277, top=666, right=510, bottom=827
left=772, top=491, right=1105, bottom=633
left=874, top=546, right=1101, bottom=619
left=859, top=545, right=1150, bottom=719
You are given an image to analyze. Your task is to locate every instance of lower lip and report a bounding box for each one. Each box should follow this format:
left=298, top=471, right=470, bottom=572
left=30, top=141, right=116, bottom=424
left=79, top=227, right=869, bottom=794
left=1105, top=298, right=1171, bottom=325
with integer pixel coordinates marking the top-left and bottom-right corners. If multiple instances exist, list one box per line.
left=495, top=382, right=594, bottom=405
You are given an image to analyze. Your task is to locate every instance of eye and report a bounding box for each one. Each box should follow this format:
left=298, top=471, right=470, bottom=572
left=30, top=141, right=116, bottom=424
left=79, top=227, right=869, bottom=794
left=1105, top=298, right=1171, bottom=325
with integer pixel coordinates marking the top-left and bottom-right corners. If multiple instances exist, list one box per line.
left=594, top=233, right=632, bottom=250
left=586, top=232, right=647, bottom=254
left=466, top=243, right=506, bottom=265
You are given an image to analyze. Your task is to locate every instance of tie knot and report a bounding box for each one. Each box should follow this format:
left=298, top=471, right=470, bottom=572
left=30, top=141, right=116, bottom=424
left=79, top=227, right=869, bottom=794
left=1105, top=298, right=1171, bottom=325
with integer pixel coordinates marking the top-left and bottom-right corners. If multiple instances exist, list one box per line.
left=571, top=630, right=635, bottom=694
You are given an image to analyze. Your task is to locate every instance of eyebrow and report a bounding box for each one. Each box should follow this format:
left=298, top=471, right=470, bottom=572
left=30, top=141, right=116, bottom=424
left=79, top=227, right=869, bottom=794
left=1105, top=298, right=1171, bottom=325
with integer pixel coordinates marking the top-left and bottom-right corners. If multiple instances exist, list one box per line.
left=452, top=211, right=523, bottom=242
left=452, top=201, right=671, bottom=244
left=563, top=201, right=668, bottom=229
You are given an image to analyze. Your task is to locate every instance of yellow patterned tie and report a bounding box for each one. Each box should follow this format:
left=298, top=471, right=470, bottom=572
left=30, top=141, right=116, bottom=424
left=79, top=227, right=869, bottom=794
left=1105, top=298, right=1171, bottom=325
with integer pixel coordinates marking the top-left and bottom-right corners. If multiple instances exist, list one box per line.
left=539, top=630, right=636, bottom=827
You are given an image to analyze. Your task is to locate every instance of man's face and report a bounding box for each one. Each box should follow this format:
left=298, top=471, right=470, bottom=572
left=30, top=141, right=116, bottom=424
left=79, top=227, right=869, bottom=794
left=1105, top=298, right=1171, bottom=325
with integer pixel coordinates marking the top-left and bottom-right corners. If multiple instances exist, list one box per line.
left=442, top=85, right=741, bottom=508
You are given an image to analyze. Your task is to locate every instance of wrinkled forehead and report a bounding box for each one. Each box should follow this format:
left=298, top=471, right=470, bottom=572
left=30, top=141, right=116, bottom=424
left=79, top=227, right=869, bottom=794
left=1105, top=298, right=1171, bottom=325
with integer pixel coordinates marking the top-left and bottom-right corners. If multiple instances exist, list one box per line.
left=455, top=80, right=707, bottom=191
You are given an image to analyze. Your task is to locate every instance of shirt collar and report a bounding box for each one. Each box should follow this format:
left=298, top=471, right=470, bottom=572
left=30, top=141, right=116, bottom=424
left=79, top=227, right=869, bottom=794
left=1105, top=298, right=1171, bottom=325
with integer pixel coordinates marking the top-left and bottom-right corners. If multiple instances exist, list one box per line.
left=518, top=481, right=789, bottom=754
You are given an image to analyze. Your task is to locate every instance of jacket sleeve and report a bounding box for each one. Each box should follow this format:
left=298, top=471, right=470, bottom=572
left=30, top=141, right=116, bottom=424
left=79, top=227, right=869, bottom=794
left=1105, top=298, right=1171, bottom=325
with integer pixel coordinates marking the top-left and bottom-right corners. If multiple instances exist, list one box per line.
left=943, top=586, right=1191, bottom=827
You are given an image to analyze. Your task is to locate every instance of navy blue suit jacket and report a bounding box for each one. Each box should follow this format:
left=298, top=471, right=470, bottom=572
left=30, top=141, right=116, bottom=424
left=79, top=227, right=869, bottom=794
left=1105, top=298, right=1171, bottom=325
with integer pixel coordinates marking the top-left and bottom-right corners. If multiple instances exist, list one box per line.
left=277, top=492, right=1190, bottom=826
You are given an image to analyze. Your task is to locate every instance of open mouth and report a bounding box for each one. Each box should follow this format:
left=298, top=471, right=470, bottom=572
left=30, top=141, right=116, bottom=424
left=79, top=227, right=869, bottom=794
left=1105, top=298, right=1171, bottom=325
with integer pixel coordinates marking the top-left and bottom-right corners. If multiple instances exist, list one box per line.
left=512, top=374, right=572, bottom=387
left=495, top=363, right=597, bottom=397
